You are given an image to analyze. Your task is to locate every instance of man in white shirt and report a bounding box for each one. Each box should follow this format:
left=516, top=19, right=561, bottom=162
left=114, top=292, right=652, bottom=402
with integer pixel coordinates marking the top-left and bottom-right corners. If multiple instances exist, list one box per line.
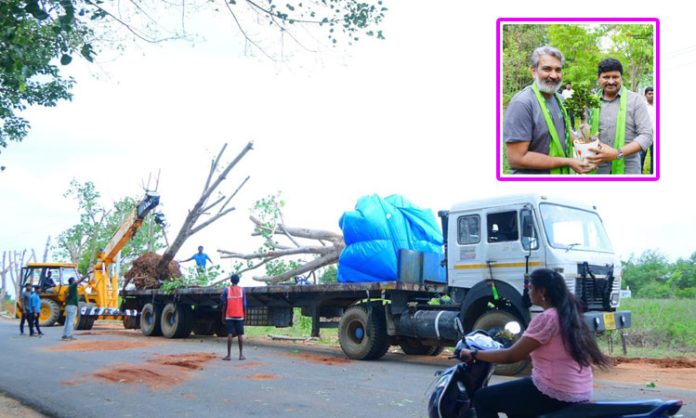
left=641, top=86, right=655, bottom=174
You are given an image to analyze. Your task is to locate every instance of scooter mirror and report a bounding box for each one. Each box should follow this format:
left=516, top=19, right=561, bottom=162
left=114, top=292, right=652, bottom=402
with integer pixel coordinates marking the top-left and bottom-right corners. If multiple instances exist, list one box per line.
left=504, top=321, right=522, bottom=336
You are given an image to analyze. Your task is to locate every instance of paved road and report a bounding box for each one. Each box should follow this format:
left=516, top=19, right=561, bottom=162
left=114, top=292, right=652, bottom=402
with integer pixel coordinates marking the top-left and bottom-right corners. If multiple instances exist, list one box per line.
left=0, top=319, right=692, bottom=418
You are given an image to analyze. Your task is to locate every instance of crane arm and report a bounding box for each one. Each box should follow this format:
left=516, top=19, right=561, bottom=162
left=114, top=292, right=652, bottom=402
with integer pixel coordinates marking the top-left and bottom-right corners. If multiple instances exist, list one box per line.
left=100, top=192, right=160, bottom=264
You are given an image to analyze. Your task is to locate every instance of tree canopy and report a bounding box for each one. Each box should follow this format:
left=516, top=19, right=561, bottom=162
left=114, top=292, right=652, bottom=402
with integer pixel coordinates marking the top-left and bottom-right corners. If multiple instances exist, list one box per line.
left=622, top=249, right=696, bottom=299
left=1, top=0, right=388, bottom=155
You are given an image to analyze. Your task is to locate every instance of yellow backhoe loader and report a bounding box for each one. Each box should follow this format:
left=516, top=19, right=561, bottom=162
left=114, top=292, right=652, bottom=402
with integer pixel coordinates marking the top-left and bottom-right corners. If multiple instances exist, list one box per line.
left=18, top=191, right=160, bottom=330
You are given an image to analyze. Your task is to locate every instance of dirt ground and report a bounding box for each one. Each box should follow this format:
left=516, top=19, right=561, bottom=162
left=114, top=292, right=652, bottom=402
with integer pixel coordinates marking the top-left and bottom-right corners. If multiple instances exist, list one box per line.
left=0, top=393, right=47, bottom=418
left=595, top=356, right=696, bottom=390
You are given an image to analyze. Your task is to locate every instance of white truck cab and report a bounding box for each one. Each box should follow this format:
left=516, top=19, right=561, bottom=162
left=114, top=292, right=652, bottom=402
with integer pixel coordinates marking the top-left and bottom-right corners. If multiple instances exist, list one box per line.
left=440, top=194, right=629, bottom=333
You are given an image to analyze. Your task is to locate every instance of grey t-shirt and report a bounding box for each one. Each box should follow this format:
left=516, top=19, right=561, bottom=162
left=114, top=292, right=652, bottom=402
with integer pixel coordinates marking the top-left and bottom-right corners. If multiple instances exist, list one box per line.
left=22, top=290, right=32, bottom=312
left=594, top=88, right=653, bottom=174
left=504, top=86, right=568, bottom=174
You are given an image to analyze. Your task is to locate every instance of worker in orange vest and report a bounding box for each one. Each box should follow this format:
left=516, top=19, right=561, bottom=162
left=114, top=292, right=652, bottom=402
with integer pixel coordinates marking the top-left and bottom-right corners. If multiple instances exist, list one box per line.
left=221, top=273, right=246, bottom=361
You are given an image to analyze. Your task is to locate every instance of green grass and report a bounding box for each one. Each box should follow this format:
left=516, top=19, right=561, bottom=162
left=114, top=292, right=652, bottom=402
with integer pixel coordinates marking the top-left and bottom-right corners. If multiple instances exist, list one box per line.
left=604, top=298, right=696, bottom=357
left=245, top=308, right=339, bottom=345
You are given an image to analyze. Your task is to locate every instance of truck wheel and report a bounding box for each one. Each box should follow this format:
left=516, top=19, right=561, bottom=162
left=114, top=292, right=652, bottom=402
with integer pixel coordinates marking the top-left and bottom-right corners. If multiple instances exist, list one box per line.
left=399, top=338, right=436, bottom=355
left=39, top=299, right=61, bottom=327
left=75, top=302, right=96, bottom=330
left=428, top=346, right=445, bottom=356
left=122, top=316, right=140, bottom=329
left=473, top=310, right=529, bottom=376
left=141, top=303, right=162, bottom=336
left=160, top=303, right=194, bottom=338
left=193, top=320, right=215, bottom=336
left=339, top=305, right=389, bottom=360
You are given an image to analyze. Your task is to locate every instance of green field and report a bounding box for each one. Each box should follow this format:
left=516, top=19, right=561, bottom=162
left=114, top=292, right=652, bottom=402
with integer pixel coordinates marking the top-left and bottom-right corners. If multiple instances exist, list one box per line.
left=601, top=298, right=696, bottom=358
left=247, top=300, right=696, bottom=359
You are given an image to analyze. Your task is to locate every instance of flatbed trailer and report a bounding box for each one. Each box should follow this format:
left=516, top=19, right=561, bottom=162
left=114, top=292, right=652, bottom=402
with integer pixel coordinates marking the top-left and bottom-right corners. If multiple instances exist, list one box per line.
left=121, top=280, right=454, bottom=360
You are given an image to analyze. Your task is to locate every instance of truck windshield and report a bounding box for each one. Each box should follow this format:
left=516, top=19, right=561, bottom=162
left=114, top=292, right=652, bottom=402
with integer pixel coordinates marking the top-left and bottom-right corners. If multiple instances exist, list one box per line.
left=539, top=203, right=613, bottom=253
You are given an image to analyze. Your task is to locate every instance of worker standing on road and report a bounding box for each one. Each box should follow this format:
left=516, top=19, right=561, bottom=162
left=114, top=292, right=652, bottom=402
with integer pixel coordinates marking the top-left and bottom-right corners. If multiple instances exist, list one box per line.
left=19, top=284, right=34, bottom=336
left=61, top=276, right=88, bottom=340
left=30, top=286, right=44, bottom=337
left=221, top=274, right=246, bottom=361
left=180, top=245, right=214, bottom=273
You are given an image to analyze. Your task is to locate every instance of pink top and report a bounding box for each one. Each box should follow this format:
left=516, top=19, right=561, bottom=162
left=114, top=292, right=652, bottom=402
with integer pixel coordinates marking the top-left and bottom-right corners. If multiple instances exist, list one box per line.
left=524, top=308, right=593, bottom=402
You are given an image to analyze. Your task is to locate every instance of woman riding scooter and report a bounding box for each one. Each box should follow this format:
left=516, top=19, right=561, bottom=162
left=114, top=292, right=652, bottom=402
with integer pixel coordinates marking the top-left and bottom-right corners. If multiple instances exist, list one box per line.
left=457, top=268, right=612, bottom=418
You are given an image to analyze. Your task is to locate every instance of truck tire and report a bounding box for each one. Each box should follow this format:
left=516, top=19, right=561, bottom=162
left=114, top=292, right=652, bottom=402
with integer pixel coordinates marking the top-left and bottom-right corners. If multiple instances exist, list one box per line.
left=399, top=338, right=436, bottom=355
left=75, top=302, right=96, bottom=330
left=160, top=302, right=194, bottom=338
left=39, top=299, right=61, bottom=327
left=338, top=304, right=389, bottom=360
left=428, top=346, right=445, bottom=356
left=473, top=310, right=529, bottom=376
left=193, top=320, right=215, bottom=336
left=123, top=315, right=140, bottom=330
left=141, top=303, right=162, bottom=336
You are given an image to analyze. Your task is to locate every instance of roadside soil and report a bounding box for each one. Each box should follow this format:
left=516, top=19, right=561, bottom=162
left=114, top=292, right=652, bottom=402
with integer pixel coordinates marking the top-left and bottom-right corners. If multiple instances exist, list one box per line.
left=595, top=356, right=696, bottom=390
left=0, top=393, right=47, bottom=418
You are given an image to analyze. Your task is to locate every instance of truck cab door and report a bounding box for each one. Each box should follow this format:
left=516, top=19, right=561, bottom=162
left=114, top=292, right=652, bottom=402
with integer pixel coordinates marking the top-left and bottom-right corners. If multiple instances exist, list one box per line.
left=483, top=206, right=544, bottom=292
left=447, top=210, right=486, bottom=289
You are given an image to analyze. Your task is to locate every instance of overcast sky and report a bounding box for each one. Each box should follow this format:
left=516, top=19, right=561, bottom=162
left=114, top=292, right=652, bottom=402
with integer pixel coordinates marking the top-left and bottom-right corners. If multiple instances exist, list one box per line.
left=1, top=1, right=694, bottom=286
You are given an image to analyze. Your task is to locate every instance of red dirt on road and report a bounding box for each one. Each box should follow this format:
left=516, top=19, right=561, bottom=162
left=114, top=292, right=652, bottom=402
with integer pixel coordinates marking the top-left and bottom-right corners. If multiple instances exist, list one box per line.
left=44, top=340, right=159, bottom=352
left=63, top=352, right=217, bottom=390
left=235, top=361, right=270, bottom=368
left=284, top=351, right=351, bottom=366
left=243, top=373, right=279, bottom=380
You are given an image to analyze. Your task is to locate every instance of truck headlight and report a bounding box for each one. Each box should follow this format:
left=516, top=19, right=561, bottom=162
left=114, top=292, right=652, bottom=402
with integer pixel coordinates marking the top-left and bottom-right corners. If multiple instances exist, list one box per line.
left=610, top=291, right=620, bottom=307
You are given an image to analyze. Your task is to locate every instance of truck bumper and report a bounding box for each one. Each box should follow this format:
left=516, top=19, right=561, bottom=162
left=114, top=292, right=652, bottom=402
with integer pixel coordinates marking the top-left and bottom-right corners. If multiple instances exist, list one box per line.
left=79, top=307, right=139, bottom=317
left=583, top=310, right=631, bottom=332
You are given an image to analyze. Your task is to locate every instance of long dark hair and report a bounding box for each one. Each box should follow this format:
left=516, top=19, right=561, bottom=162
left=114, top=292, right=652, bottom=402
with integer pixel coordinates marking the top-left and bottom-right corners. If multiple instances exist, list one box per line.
left=531, top=268, right=612, bottom=369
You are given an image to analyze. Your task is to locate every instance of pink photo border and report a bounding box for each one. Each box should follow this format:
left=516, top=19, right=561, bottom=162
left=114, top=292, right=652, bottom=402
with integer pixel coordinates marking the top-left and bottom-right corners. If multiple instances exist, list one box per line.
left=496, top=17, right=660, bottom=181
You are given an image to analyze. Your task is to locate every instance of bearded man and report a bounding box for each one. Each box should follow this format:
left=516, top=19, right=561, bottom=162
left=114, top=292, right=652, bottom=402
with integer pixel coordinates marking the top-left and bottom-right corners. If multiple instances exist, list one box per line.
left=504, top=46, right=593, bottom=175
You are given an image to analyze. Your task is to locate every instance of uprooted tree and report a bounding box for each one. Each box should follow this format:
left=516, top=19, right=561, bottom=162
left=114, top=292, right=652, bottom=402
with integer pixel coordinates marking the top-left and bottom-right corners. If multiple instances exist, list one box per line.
left=124, top=141, right=253, bottom=289
left=217, top=193, right=344, bottom=285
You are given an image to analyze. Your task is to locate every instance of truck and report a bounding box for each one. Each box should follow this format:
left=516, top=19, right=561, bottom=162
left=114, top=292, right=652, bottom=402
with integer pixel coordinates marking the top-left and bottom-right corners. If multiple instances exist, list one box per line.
left=120, top=194, right=631, bottom=374
left=19, top=191, right=160, bottom=330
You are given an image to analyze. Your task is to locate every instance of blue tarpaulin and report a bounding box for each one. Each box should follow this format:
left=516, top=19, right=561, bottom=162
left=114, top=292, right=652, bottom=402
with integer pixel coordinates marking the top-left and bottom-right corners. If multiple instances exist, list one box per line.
left=337, top=194, right=445, bottom=283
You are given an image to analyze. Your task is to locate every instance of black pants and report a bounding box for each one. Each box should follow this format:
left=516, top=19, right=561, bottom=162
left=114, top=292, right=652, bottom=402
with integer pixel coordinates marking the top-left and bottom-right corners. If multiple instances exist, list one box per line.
left=31, top=313, right=42, bottom=335
left=19, top=310, right=33, bottom=334
left=474, top=377, right=573, bottom=418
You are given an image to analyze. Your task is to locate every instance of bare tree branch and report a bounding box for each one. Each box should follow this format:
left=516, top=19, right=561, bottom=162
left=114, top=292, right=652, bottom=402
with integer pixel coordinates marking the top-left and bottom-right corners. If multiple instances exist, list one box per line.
left=219, top=176, right=250, bottom=214
left=153, top=142, right=253, bottom=279
left=189, top=207, right=237, bottom=235
left=219, top=245, right=336, bottom=259
left=221, top=0, right=276, bottom=61
left=252, top=251, right=340, bottom=284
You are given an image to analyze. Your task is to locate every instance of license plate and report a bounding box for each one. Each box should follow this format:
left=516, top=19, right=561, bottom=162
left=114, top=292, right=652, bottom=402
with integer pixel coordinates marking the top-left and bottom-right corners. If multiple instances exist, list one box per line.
left=603, top=313, right=617, bottom=330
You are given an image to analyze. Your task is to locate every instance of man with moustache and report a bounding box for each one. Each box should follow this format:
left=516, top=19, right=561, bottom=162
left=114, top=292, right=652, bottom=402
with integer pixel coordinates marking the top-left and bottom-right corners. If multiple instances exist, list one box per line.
left=586, top=58, right=653, bottom=175
left=504, top=46, right=593, bottom=174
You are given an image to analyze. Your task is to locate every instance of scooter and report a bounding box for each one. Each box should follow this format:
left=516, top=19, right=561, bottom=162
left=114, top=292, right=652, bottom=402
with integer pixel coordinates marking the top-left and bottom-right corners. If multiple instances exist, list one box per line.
left=428, top=330, right=683, bottom=418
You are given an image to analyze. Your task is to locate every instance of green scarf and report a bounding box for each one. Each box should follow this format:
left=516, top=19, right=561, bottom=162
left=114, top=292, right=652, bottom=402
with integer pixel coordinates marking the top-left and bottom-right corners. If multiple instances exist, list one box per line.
left=591, top=86, right=628, bottom=174
left=531, top=83, right=572, bottom=174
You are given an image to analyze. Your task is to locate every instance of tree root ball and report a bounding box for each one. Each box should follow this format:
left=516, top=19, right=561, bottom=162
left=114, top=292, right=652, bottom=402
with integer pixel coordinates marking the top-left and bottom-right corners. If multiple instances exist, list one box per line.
left=125, top=252, right=181, bottom=289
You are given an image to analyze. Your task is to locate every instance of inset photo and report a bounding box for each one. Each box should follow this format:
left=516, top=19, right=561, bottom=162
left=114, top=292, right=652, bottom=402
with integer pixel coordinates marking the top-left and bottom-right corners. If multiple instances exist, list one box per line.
left=496, top=18, right=659, bottom=180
